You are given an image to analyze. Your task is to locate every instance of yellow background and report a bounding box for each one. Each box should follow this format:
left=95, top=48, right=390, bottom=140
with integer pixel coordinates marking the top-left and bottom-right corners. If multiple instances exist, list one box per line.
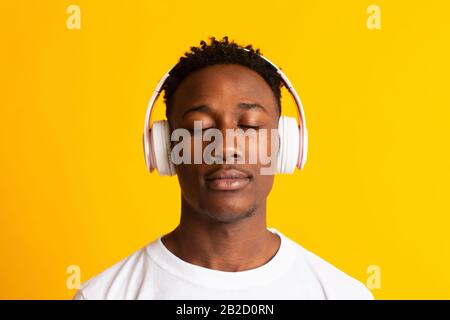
left=1, top=0, right=449, bottom=299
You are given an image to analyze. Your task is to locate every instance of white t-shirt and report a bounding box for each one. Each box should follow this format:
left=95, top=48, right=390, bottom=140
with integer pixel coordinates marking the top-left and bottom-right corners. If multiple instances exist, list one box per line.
left=73, top=228, right=374, bottom=300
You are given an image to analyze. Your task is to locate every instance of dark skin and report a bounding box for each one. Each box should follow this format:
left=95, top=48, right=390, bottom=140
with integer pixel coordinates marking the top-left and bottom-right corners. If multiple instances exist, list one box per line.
left=162, top=64, right=281, bottom=272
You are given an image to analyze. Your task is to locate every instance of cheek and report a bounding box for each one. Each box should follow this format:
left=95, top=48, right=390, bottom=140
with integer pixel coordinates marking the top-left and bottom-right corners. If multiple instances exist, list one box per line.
left=175, top=165, right=201, bottom=194
left=262, top=128, right=279, bottom=158
left=242, top=128, right=279, bottom=166
left=252, top=174, right=275, bottom=197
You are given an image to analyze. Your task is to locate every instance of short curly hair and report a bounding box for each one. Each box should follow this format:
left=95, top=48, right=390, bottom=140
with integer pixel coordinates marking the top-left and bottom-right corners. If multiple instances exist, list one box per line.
left=163, top=36, right=283, bottom=118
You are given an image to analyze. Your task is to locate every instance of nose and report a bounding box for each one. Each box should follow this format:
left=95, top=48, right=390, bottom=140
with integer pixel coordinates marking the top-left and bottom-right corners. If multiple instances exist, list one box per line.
left=221, top=138, right=244, bottom=164
left=207, top=125, right=245, bottom=164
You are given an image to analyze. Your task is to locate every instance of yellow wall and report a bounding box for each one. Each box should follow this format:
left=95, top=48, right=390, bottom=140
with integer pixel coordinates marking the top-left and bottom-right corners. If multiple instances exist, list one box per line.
left=1, top=0, right=449, bottom=299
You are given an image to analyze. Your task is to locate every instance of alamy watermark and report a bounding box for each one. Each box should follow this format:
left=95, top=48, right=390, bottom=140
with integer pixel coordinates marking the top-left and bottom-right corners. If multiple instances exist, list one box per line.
left=169, top=121, right=280, bottom=175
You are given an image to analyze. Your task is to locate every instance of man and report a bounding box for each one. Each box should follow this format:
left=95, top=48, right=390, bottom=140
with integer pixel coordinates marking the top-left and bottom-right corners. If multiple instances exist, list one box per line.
left=73, top=36, right=374, bottom=300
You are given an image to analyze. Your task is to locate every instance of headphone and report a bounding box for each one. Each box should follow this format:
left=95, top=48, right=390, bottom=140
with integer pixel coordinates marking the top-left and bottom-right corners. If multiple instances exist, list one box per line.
left=143, top=48, right=308, bottom=176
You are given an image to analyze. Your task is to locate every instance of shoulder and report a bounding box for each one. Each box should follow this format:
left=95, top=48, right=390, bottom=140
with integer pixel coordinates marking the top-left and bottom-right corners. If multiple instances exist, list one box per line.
left=283, top=235, right=374, bottom=300
left=72, top=242, right=153, bottom=300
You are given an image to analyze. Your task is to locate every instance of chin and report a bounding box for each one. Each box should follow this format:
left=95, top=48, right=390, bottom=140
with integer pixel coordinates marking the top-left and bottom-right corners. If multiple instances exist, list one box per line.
left=199, top=202, right=258, bottom=224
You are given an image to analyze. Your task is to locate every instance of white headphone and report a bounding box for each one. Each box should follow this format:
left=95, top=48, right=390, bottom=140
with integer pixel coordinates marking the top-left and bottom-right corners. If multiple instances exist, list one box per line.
left=143, top=48, right=308, bottom=176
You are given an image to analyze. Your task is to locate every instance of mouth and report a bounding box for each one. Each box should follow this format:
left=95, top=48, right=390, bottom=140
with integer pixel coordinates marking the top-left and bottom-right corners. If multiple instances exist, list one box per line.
left=204, top=167, right=252, bottom=191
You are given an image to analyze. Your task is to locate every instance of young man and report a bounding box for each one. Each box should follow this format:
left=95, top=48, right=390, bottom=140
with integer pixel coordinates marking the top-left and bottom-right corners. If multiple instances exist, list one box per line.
left=73, top=36, right=374, bottom=300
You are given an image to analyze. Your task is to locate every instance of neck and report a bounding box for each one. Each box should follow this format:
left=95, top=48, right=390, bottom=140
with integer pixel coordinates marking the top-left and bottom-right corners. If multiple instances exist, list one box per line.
left=161, top=198, right=280, bottom=272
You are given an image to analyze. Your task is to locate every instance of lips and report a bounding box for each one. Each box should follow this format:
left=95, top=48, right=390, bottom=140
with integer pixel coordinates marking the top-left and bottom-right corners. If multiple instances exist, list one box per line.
left=204, top=168, right=252, bottom=191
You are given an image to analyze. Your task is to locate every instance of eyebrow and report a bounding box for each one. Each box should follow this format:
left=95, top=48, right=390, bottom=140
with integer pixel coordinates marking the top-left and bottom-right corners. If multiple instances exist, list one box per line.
left=182, top=102, right=268, bottom=118
left=238, top=102, right=268, bottom=113
left=182, top=104, right=210, bottom=118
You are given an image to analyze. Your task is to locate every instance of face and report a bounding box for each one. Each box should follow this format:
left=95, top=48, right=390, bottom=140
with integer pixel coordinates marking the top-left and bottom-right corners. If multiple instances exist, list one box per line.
left=167, top=64, right=280, bottom=223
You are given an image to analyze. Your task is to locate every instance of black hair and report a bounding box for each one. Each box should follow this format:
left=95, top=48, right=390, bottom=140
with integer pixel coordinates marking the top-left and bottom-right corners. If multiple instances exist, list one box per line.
left=163, top=36, right=283, bottom=118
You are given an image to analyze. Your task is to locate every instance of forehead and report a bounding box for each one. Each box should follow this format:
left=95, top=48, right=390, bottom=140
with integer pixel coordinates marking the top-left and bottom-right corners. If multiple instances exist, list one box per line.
left=169, top=64, right=278, bottom=112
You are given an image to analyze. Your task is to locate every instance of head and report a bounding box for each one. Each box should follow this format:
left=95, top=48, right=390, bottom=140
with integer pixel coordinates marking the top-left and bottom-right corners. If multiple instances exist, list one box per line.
left=164, top=36, right=283, bottom=223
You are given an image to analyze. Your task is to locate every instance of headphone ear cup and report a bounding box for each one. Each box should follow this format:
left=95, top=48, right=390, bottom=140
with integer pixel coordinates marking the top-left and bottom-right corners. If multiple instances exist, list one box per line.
left=143, top=129, right=155, bottom=172
left=298, top=126, right=308, bottom=170
left=277, top=116, right=300, bottom=174
left=150, top=120, right=176, bottom=176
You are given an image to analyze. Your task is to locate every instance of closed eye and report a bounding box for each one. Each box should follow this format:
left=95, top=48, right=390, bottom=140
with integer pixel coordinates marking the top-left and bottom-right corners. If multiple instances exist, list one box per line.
left=239, top=125, right=260, bottom=130
left=186, top=127, right=213, bottom=132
